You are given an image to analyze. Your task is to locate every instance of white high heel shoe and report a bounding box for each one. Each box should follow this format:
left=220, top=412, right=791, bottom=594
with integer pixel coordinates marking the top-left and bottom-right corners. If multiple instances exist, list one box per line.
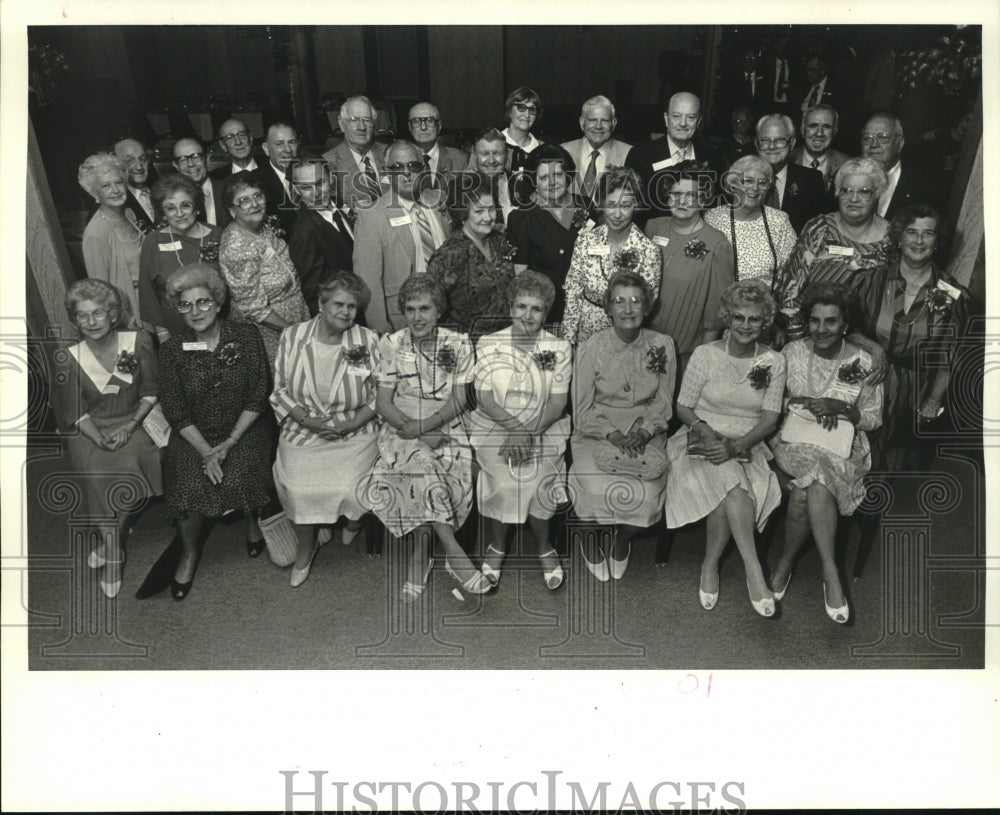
left=539, top=549, right=564, bottom=590
left=747, top=581, right=775, bottom=617
left=823, top=582, right=850, bottom=624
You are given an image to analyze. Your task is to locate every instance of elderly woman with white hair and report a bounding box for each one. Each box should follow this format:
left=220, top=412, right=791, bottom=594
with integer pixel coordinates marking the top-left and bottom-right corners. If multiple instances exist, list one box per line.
left=78, top=152, right=151, bottom=323
left=773, top=156, right=893, bottom=342
left=704, top=154, right=797, bottom=287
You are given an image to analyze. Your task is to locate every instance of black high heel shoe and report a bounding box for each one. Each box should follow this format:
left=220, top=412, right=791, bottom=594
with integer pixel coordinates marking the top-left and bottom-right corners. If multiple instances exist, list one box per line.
left=171, top=577, right=194, bottom=601
left=246, top=537, right=266, bottom=558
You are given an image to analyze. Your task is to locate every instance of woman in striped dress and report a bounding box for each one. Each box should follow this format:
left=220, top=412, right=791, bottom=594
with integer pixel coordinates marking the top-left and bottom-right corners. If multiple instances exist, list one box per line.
left=270, top=275, right=381, bottom=587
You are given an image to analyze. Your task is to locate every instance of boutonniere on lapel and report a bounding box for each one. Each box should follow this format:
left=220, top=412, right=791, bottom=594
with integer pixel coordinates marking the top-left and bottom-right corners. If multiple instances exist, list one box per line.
left=133, top=217, right=155, bottom=236
left=925, top=280, right=961, bottom=315
left=683, top=239, right=708, bottom=260
left=436, top=345, right=458, bottom=373
left=496, top=236, right=517, bottom=265
left=837, top=357, right=871, bottom=385
left=199, top=240, right=220, bottom=264
left=646, top=345, right=669, bottom=374
left=747, top=360, right=772, bottom=390
left=115, top=349, right=139, bottom=376
left=343, top=344, right=370, bottom=368
left=570, top=207, right=592, bottom=230
left=218, top=341, right=241, bottom=366
left=263, top=214, right=286, bottom=240
left=614, top=248, right=640, bottom=273
left=532, top=349, right=558, bottom=371
left=788, top=181, right=800, bottom=198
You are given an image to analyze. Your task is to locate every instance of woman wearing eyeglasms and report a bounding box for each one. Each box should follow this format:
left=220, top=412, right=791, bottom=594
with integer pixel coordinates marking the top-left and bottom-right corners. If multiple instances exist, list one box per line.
left=502, top=87, right=544, bottom=180
left=219, top=170, right=309, bottom=367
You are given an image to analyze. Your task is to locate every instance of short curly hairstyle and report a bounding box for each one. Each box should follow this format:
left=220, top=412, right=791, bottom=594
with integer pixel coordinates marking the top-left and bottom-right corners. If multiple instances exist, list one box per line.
left=445, top=171, right=495, bottom=228
left=719, top=279, right=776, bottom=327
left=504, top=86, right=543, bottom=125
left=221, top=169, right=265, bottom=211
left=511, top=270, right=556, bottom=315
left=834, top=157, right=888, bottom=197
left=397, top=273, right=447, bottom=316
left=595, top=166, right=646, bottom=209
left=888, top=204, right=950, bottom=260
left=522, top=142, right=576, bottom=183
left=151, top=173, right=204, bottom=225
left=77, top=153, right=126, bottom=201
left=602, top=271, right=654, bottom=316
left=164, top=264, right=228, bottom=309
left=318, top=274, right=368, bottom=310
left=64, top=278, right=127, bottom=330
left=798, top=281, right=862, bottom=334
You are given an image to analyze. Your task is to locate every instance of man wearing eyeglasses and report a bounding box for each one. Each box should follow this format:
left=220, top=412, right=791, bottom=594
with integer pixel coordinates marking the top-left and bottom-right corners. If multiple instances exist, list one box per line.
left=322, top=95, right=387, bottom=212
left=860, top=113, right=940, bottom=220
left=754, top=113, right=827, bottom=233
left=211, top=118, right=258, bottom=180
left=171, top=137, right=229, bottom=228
left=113, top=137, right=158, bottom=225
left=353, top=141, right=450, bottom=332
left=790, top=104, right=848, bottom=195
left=407, top=102, right=467, bottom=179
left=259, top=121, right=301, bottom=236
left=561, top=95, right=632, bottom=202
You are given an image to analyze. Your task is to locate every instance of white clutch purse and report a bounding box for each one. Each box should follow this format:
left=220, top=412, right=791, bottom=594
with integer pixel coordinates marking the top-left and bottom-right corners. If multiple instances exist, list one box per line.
left=779, top=404, right=854, bottom=459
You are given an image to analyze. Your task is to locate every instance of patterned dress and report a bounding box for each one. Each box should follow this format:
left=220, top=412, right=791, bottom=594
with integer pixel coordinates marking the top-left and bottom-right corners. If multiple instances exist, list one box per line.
left=363, top=327, right=475, bottom=537
left=664, top=342, right=786, bottom=530
left=158, top=320, right=274, bottom=520
left=563, top=224, right=662, bottom=344
left=569, top=327, right=675, bottom=526
left=219, top=220, right=310, bottom=365
left=270, top=320, right=381, bottom=525
left=704, top=205, right=796, bottom=287
left=770, top=340, right=883, bottom=514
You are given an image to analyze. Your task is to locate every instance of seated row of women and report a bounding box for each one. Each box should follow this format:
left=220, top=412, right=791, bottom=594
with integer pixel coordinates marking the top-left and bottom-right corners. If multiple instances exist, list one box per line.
left=58, top=264, right=904, bottom=626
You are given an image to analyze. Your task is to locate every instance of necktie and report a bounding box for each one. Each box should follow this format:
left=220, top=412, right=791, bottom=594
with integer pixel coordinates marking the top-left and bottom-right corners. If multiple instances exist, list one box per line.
left=423, top=153, right=431, bottom=170
left=765, top=183, right=780, bottom=209
left=582, top=150, right=599, bottom=199
left=673, top=149, right=687, bottom=164
left=412, top=206, right=437, bottom=264
left=362, top=155, right=379, bottom=199
left=775, top=60, right=787, bottom=102
left=810, top=158, right=820, bottom=170
left=332, top=208, right=353, bottom=240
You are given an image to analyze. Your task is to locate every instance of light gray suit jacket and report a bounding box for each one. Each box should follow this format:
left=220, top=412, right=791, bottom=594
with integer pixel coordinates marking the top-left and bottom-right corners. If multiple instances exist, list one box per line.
left=322, top=141, right=388, bottom=211
left=560, top=138, right=633, bottom=194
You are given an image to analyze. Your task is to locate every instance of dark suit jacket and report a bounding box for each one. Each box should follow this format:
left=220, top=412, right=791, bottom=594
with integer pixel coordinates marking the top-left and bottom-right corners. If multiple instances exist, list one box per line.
left=123, top=189, right=155, bottom=228
left=718, top=70, right=771, bottom=121
left=201, top=176, right=231, bottom=229
left=289, top=207, right=355, bottom=316
left=884, top=162, right=943, bottom=221
left=625, top=136, right=724, bottom=223
left=778, top=163, right=829, bottom=233
left=256, top=161, right=298, bottom=237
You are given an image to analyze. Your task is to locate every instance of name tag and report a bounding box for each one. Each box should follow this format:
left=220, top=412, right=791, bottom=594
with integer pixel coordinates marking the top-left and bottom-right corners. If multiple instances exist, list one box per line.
left=389, top=215, right=412, bottom=227
left=347, top=365, right=370, bottom=377
left=651, top=158, right=674, bottom=171
left=505, top=390, right=529, bottom=409
left=936, top=280, right=962, bottom=299
left=580, top=219, right=597, bottom=232
left=102, top=384, right=121, bottom=396
left=158, top=241, right=183, bottom=252
left=182, top=341, right=209, bottom=352
left=827, top=245, right=854, bottom=257
left=588, top=246, right=611, bottom=257
left=652, top=235, right=670, bottom=248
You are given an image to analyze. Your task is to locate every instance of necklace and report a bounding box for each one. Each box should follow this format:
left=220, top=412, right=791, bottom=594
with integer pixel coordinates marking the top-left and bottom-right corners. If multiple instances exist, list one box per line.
left=670, top=217, right=704, bottom=237
left=806, top=338, right=846, bottom=395
left=725, top=336, right=759, bottom=383
left=729, top=206, right=777, bottom=281
left=409, top=330, right=439, bottom=400
left=167, top=226, right=205, bottom=267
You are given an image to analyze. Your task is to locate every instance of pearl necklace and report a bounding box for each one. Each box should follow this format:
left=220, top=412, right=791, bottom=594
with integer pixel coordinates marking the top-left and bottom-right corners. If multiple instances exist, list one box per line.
left=725, top=336, right=759, bottom=383
left=806, top=338, right=846, bottom=395
left=409, top=330, right=439, bottom=400
left=167, top=226, right=206, bottom=267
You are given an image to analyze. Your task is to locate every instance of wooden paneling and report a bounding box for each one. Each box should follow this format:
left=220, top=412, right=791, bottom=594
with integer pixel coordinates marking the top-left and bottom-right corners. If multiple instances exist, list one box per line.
left=428, top=26, right=503, bottom=130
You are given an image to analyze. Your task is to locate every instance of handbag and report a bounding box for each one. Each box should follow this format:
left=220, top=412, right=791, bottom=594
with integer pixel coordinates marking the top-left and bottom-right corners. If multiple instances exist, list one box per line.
left=779, top=404, right=854, bottom=458
left=593, top=419, right=667, bottom=481
left=141, top=403, right=171, bottom=449
left=259, top=510, right=298, bottom=567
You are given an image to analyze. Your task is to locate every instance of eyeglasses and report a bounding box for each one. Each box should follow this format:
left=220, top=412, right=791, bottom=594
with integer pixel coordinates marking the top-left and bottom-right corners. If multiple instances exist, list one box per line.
left=163, top=201, right=196, bottom=215
left=73, top=308, right=110, bottom=325
left=221, top=130, right=251, bottom=144
left=176, top=297, right=216, bottom=314
left=861, top=131, right=897, bottom=146
left=386, top=161, right=425, bottom=174
left=738, top=176, right=771, bottom=189
left=513, top=102, right=539, bottom=115
left=234, top=191, right=266, bottom=209
left=667, top=191, right=700, bottom=204
left=409, top=117, right=439, bottom=128
left=175, top=153, right=205, bottom=165
left=611, top=296, right=642, bottom=307
left=756, top=137, right=791, bottom=149
left=838, top=186, right=876, bottom=200
left=343, top=116, right=374, bottom=127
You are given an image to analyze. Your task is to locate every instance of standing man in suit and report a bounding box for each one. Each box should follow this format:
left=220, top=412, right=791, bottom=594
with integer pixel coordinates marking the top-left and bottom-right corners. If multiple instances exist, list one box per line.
left=469, top=127, right=515, bottom=223
left=766, top=34, right=796, bottom=118
left=172, top=137, right=229, bottom=228
left=407, top=101, right=467, bottom=178
left=755, top=114, right=828, bottom=233
left=258, top=121, right=300, bottom=236
left=790, top=104, right=849, bottom=194
left=561, top=94, right=632, bottom=202
left=288, top=156, right=356, bottom=316
left=211, top=118, right=258, bottom=180
left=323, top=95, right=387, bottom=212
left=861, top=112, right=941, bottom=220
left=353, top=141, right=451, bottom=333
left=625, top=91, right=721, bottom=222
left=113, top=137, right=156, bottom=226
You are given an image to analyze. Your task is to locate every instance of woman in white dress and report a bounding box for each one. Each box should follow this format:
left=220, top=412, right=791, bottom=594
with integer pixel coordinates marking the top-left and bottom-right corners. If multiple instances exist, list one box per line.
left=471, top=272, right=572, bottom=590
left=665, top=279, right=786, bottom=616
left=271, top=275, right=380, bottom=587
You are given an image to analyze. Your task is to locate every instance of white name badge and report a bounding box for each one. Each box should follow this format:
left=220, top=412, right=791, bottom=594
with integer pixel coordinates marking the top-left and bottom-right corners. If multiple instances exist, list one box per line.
left=652, top=235, right=670, bottom=248
left=395, top=350, right=416, bottom=365
left=389, top=215, right=412, bottom=227
left=102, top=384, right=121, bottom=396
left=936, top=279, right=962, bottom=298
left=158, top=241, right=183, bottom=252
left=347, top=365, right=370, bottom=377
left=182, top=341, right=209, bottom=351
left=827, top=245, right=855, bottom=257
left=651, top=158, right=674, bottom=171
left=588, top=246, right=611, bottom=258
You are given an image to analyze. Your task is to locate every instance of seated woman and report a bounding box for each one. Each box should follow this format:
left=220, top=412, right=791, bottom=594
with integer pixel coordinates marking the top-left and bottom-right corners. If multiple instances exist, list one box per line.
left=563, top=167, right=661, bottom=344
left=768, top=282, right=883, bottom=623
left=52, top=279, right=163, bottom=598
left=138, top=174, right=224, bottom=343
left=704, top=155, right=796, bottom=287
left=507, top=143, right=593, bottom=325
left=644, top=162, right=732, bottom=378
left=471, top=272, right=571, bottom=591
left=773, top=156, right=893, bottom=342
left=427, top=171, right=516, bottom=338
left=144, top=264, right=275, bottom=600
left=856, top=204, right=969, bottom=471
left=79, top=153, right=150, bottom=323
left=270, top=275, right=380, bottom=588
left=664, top=279, right=786, bottom=616
left=364, top=274, right=486, bottom=601
left=219, top=170, right=309, bottom=366
left=569, top=272, right=676, bottom=581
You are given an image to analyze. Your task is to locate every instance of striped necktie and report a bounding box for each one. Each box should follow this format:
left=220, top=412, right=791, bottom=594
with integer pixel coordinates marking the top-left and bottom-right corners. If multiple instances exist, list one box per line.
left=412, top=205, right=437, bottom=264
left=361, top=155, right=380, bottom=199
left=583, top=150, right=599, bottom=199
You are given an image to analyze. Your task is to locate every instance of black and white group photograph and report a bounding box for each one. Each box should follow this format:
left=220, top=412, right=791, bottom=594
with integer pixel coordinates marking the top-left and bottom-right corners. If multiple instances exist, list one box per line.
left=2, top=1, right=997, bottom=811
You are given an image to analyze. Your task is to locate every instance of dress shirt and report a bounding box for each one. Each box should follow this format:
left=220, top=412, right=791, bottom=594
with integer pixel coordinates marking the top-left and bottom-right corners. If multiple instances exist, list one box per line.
left=129, top=185, right=154, bottom=220
left=744, top=71, right=759, bottom=96
left=802, top=77, right=828, bottom=111
left=230, top=158, right=258, bottom=175
left=400, top=197, right=446, bottom=275
left=317, top=206, right=354, bottom=239
left=773, top=58, right=790, bottom=102
left=878, top=161, right=902, bottom=218
left=773, top=166, right=788, bottom=206
left=797, top=152, right=827, bottom=176
left=424, top=143, right=440, bottom=174
left=200, top=177, right=217, bottom=225
left=350, top=146, right=381, bottom=175
left=269, top=161, right=293, bottom=202
left=579, top=142, right=612, bottom=179
left=665, top=136, right=695, bottom=166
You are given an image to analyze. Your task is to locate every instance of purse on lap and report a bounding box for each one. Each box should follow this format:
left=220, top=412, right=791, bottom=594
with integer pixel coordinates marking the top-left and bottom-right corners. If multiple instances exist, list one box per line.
left=778, top=404, right=854, bottom=458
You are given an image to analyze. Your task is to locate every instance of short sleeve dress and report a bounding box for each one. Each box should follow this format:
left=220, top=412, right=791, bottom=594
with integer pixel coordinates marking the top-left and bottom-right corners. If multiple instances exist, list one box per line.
left=704, top=205, right=796, bottom=287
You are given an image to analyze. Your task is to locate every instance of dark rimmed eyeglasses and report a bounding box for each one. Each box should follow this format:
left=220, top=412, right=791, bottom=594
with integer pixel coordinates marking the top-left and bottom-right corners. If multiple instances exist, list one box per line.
left=409, top=117, right=440, bottom=128
left=756, top=137, right=791, bottom=149
left=175, top=153, right=205, bottom=165
left=176, top=298, right=216, bottom=314
left=861, top=131, right=896, bottom=146
left=386, top=161, right=424, bottom=174
left=513, top=102, right=539, bottom=115
left=221, top=130, right=252, bottom=144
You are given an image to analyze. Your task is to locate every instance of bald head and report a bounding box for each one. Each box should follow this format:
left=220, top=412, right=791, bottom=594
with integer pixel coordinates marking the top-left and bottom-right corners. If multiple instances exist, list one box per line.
left=172, top=137, right=207, bottom=182
left=408, top=102, right=442, bottom=150
left=113, top=138, right=149, bottom=187
left=218, top=117, right=253, bottom=164
left=665, top=92, right=702, bottom=149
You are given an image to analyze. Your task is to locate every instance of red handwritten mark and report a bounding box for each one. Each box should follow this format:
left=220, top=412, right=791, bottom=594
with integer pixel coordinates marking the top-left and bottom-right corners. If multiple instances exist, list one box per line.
left=706, top=672, right=713, bottom=697
left=677, top=673, right=714, bottom=697
left=62, top=6, right=68, bottom=17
